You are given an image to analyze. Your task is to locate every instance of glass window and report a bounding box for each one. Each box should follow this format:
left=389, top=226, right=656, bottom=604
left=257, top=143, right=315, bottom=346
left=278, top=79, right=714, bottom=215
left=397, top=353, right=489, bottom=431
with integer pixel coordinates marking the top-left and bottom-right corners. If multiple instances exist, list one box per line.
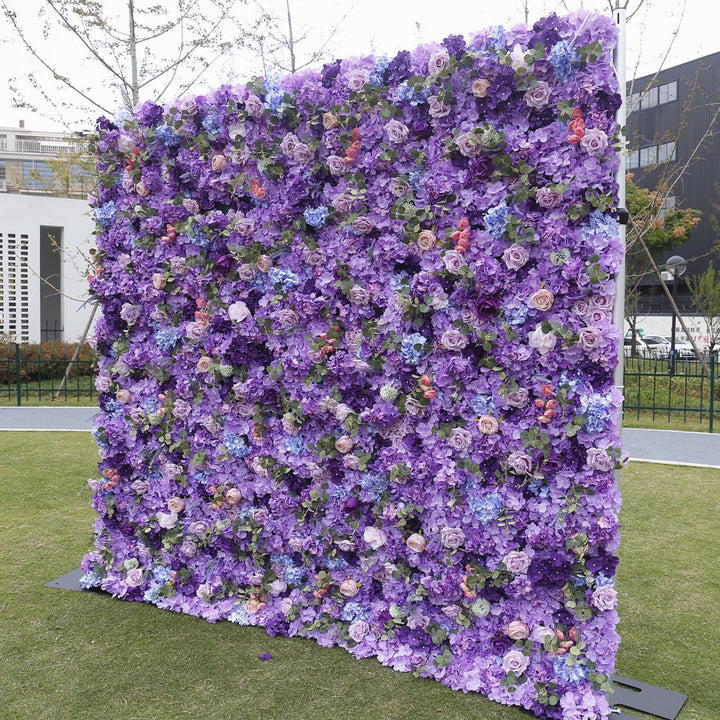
left=22, top=160, right=54, bottom=189
left=659, top=81, right=677, bottom=104
left=640, top=86, right=658, bottom=109
left=627, top=149, right=639, bottom=169
left=639, top=145, right=658, bottom=167
left=658, top=141, right=676, bottom=163
left=0, top=160, right=6, bottom=182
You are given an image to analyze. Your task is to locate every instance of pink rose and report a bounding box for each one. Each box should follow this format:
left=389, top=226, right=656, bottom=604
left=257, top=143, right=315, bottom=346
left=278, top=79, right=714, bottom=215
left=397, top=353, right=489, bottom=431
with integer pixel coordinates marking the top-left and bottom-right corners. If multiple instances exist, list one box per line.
left=440, top=526, right=465, bottom=549
left=417, top=230, right=437, bottom=251
left=472, top=78, right=491, bottom=97
left=406, top=533, right=427, bottom=552
left=428, top=49, right=450, bottom=75
left=167, top=496, right=185, bottom=513
left=115, top=388, right=131, bottom=404
left=428, top=96, right=450, bottom=118
left=244, top=94, right=264, bottom=118
left=580, top=128, right=609, bottom=156
left=339, top=578, right=359, bottom=597
left=211, top=154, right=227, bottom=172
left=507, top=620, right=529, bottom=640
left=196, top=356, right=212, bottom=373
left=456, top=132, right=481, bottom=157
left=591, top=585, right=618, bottom=611
left=502, top=244, right=530, bottom=270
left=335, top=435, right=354, bottom=454
left=530, top=288, right=554, bottom=311
left=441, top=327, right=468, bottom=351
left=502, top=649, right=530, bottom=675
left=503, top=550, right=530, bottom=574
left=225, top=488, right=242, bottom=506
left=477, top=415, right=499, bottom=435
left=384, top=119, right=409, bottom=144
left=292, top=143, right=313, bottom=164
left=524, top=81, right=551, bottom=109
left=323, top=112, right=339, bottom=130
left=528, top=323, right=557, bottom=356
left=327, top=154, right=347, bottom=177
left=152, top=273, right=166, bottom=290
left=363, top=526, right=387, bottom=549
left=536, top=186, right=563, bottom=209
left=256, top=255, right=272, bottom=272
left=135, top=180, right=149, bottom=196
left=228, top=301, right=251, bottom=322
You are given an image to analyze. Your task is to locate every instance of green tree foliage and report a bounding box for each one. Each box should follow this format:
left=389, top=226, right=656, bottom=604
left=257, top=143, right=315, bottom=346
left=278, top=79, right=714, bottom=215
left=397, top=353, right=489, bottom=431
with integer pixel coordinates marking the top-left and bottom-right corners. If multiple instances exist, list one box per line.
left=687, top=261, right=720, bottom=356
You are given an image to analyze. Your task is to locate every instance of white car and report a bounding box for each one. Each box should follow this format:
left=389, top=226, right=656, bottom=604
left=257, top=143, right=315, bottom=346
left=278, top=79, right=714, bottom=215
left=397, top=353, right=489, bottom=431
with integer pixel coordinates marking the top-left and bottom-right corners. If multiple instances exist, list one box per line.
left=623, top=336, right=652, bottom=358
left=661, top=336, right=696, bottom=360
left=642, top=335, right=672, bottom=358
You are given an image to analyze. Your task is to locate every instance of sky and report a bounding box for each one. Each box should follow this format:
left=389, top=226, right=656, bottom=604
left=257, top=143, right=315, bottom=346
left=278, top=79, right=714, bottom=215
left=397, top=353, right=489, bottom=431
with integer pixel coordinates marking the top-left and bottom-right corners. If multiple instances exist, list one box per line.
left=0, top=0, right=711, bottom=132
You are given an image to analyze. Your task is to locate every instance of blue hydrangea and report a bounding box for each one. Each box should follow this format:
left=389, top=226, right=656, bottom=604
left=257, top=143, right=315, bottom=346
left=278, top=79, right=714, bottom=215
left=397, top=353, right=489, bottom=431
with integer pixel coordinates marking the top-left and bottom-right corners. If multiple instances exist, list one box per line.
left=549, top=40, right=579, bottom=83
left=224, top=432, right=250, bottom=458
left=408, top=170, right=423, bottom=192
left=228, top=604, right=252, bottom=625
left=528, top=478, right=550, bottom=498
left=553, top=656, right=588, bottom=684
left=202, top=114, right=223, bottom=137
left=304, top=205, right=329, bottom=228
left=153, top=565, right=172, bottom=584
left=390, top=271, right=410, bottom=291
left=79, top=571, right=102, bottom=589
left=142, top=397, right=160, bottom=412
left=469, top=394, right=497, bottom=416
left=326, top=556, right=349, bottom=570
left=270, top=554, right=294, bottom=567
left=484, top=202, right=510, bottom=238
left=104, top=399, right=123, bottom=418
left=263, top=77, right=284, bottom=112
left=341, top=601, right=370, bottom=622
left=94, top=201, right=117, bottom=228
left=359, top=473, right=388, bottom=500
left=486, top=25, right=507, bottom=52
left=399, top=333, right=427, bottom=365
left=370, top=55, right=390, bottom=85
left=329, top=485, right=351, bottom=499
left=594, top=573, right=616, bottom=588
left=186, top=223, right=210, bottom=248
left=284, top=566, right=305, bottom=585
left=395, top=82, right=428, bottom=105
left=268, top=266, right=301, bottom=293
left=155, top=327, right=181, bottom=352
left=506, top=305, right=529, bottom=327
left=143, top=587, right=161, bottom=603
left=579, top=392, right=613, bottom=433
left=156, top=123, right=181, bottom=146
left=285, top=435, right=305, bottom=455
left=469, top=491, right=503, bottom=525
left=559, top=370, right=585, bottom=392
left=587, top=209, right=619, bottom=238
left=92, top=427, right=109, bottom=450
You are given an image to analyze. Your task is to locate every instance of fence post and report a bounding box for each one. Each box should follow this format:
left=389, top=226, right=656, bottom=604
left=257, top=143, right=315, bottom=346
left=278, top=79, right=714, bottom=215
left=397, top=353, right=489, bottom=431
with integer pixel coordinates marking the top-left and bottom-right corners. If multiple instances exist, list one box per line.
left=15, top=343, right=22, bottom=407
left=710, top=353, right=715, bottom=434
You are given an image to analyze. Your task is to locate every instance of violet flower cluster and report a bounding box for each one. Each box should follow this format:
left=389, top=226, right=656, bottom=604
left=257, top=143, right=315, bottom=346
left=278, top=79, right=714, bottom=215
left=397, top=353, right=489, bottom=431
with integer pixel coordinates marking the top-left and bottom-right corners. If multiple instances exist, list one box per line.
left=83, top=11, right=623, bottom=719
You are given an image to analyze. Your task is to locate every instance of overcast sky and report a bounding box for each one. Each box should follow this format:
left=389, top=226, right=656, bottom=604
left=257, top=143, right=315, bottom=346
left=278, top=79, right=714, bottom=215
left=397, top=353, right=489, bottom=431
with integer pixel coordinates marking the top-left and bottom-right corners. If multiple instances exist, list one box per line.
left=0, top=0, right=710, bottom=132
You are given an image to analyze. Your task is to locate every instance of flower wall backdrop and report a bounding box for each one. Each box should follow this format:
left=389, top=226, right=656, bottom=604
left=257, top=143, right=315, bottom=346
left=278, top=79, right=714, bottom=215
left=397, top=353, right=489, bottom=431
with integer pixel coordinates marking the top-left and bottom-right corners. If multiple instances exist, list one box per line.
left=83, top=11, right=623, bottom=719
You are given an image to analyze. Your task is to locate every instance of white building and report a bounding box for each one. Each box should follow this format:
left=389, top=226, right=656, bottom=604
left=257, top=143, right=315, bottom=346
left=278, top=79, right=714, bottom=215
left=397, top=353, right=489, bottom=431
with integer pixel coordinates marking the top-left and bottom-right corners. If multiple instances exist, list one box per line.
left=0, top=123, right=95, bottom=343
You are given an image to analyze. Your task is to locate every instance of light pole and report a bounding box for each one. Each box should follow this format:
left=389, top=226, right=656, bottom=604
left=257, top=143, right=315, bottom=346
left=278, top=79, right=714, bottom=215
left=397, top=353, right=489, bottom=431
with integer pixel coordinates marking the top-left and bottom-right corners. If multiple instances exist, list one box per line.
left=666, top=255, right=687, bottom=376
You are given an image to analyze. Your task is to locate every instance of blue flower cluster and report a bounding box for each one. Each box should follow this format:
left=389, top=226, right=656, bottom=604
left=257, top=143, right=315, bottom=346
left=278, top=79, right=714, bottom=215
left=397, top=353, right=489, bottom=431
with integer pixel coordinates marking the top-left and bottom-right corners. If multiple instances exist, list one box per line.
left=303, top=205, right=329, bottom=228
left=79, top=571, right=102, bottom=589
left=223, top=431, right=250, bottom=458
left=269, top=267, right=301, bottom=293
left=468, top=491, right=503, bottom=525
left=155, top=327, right=181, bottom=352
left=359, top=473, right=388, bottom=500
left=399, top=333, right=427, bottom=365
left=549, top=40, right=579, bottom=83
left=202, top=114, right=223, bottom=137
left=156, top=123, right=181, bottom=146
left=263, top=77, right=284, bottom=112
left=553, top=656, right=588, bottom=684
left=528, top=478, right=550, bottom=498
left=285, top=435, right=305, bottom=455
left=228, top=603, right=252, bottom=625
left=579, top=392, right=613, bottom=433
left=506, top=305, right=529, bottom=327
left=469, top=394, right=497, bottom=416
left=395, top=82, right=428, bottom=105
left=484, top=202, right=510, bottom=239
left=153, top=565, right=172, bottom=584
left=370, top=55, right=390, bottom=86
left=94, top=201, right=117, bottom=228
left=284, top=566, right=305, bottom=585
left=341, top=601, right=370, bottom=622
left=587, top=209, right=619, bottom=238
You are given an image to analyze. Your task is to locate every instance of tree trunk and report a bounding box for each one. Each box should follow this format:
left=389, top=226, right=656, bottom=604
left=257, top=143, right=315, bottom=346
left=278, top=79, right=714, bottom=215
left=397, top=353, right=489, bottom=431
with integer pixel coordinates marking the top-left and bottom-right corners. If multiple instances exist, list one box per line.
left=128, top=0, right=139, bottom=106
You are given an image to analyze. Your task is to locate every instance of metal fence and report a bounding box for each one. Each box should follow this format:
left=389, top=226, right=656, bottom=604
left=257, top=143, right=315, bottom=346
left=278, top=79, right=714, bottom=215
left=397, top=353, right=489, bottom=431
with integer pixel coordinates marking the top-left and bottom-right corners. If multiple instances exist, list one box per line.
left=623, top=353, right=718, bottom=431
left=1, top=342, right=96, bottom=405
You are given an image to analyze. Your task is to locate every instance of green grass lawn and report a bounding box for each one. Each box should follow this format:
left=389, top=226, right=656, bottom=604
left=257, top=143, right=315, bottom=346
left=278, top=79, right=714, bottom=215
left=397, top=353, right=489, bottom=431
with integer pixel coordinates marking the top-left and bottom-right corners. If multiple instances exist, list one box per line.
left=0, top=432, right=718, bottom=720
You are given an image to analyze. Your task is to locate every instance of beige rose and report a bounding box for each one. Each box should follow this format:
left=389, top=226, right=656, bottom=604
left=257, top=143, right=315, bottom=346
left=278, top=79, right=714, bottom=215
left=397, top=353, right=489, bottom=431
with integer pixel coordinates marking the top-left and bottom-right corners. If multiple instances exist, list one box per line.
left=406, top=533, right=427, bottom=552
left=507, top=620, right=529, bottom=640
left=196, top=356, right=212, bottom=373
left=323, top=112, right=340, bottom=130
left=225, top=488, right=242, bottom=506
left=417, top=230, right=437, bottom=251
left=135, top=181, right=149, bottom=197
left=211, top=154, right=227, bottom=172
left=335, top=435, right=354, bottom=454
left=167, top=496, right=185, bottom=513
left=339, top=578, right=359, bottom=597
left=152, top=273, right=166, bottom=290
left=115, top=388, right=131, bottom=404
left=472, top=78, right=491, bottom=98
left=256, top=255, right=272, bottom=272
left=530, top=288, right=555, bottom=311
left=478, top=415, right=499, bottom=435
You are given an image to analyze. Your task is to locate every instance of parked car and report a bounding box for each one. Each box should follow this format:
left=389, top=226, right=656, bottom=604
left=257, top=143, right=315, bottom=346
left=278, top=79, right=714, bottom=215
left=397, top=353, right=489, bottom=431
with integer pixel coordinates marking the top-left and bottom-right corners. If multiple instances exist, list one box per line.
left=642, top=335, right=672, bottom=358
left=661, top=336, right=696, bottom=359
left=623, top=336, right=652, bottom=358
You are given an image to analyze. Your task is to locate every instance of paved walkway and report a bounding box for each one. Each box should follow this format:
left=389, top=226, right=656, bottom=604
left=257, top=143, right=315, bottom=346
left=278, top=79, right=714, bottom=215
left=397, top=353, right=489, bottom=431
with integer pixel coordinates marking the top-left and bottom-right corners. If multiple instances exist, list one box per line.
left=1, top=407, right=719, bottom=468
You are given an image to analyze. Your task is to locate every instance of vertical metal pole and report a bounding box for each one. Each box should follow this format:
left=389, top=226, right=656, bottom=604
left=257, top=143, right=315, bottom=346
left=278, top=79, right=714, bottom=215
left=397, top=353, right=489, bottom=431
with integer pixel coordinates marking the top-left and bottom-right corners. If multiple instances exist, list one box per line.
left=613, top=2, right=627, bottom=430
left=710, top=353, right=715, bottom=434
left=669, top=276, right=677, bottom=376
left=15, top=343, right=21, bottom=407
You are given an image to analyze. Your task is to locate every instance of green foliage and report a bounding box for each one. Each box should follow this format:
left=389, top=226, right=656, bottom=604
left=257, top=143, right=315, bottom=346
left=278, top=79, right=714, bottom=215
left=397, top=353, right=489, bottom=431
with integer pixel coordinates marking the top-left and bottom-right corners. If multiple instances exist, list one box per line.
left=687, top=261, right=720, bottom=353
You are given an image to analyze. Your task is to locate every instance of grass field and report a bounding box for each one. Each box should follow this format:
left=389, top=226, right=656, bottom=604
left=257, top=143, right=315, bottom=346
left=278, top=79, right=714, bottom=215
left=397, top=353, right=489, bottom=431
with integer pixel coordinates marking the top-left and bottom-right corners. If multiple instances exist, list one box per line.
left=0, top=432, right=718, bottom=720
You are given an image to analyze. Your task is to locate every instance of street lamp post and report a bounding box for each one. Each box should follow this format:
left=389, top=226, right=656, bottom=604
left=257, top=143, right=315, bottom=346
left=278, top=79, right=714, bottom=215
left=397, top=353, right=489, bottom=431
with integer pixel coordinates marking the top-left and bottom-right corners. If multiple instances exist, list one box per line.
left=666, top=255, right=687, bottom=376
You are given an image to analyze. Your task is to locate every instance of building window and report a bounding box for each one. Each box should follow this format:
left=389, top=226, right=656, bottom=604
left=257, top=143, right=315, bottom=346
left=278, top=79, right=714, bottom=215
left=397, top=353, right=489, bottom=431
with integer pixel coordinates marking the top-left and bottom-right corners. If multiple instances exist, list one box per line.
left=21, top=160, right=54, bottom=190
left=640, top=86, right=658, bottom=110
left=639, top=145, right=658, bottom=167
left=630, top=141, right=677, bottom=169
left=657, top=141, right=676, bottom=163
left=627, top=149, right=640, bottom=169
left=630, top=80, right=677, bottom=112
left=658, top=80, right=677, bottom=105
left=659, top=196, right=676, bottom=218
left=0, top=161, right=6, bottom=185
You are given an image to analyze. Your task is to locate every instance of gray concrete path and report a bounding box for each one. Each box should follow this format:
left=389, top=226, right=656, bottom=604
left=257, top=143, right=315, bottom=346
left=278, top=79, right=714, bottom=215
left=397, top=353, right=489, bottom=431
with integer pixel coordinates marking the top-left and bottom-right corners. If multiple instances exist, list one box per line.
left=1, top=407, right=719, bottom=468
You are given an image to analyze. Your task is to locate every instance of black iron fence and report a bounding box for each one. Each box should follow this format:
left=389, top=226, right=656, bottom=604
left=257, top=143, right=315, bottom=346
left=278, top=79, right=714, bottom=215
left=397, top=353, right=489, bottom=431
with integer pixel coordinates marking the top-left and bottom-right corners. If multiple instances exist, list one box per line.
left=623, top=353, right=718, bottom=432
left=1, top=342, right=96, bottom=405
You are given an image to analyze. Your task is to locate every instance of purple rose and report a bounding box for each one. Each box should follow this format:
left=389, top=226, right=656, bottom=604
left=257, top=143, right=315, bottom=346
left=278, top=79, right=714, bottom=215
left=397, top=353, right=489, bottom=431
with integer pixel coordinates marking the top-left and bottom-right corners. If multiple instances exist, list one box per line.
left=349, top=620, right=370, bottom=642
left=292, top=143, right=313, bottom=164
left=384, top=119, right=409, bottom=144
left=347, top=68, right=370, bottom=91
left=428, top=96, right=450, bottom=118
left=456, top=132, right=481, bottom=157
left=586, top=447, right=615, bottom=472
left=502, top=649, right=530, bottom=675
left=350, top=285, right=371, bottom=306
left=443, top=250, right=466, bottom=274
left=580, top=127, right=609, bottom=156
left=591, top=585, right=618, bottom=611
left=502, top=244, right=530, bottom=270
left=578, top=326, right=603, bottom=352
left=427, top=49, right=450, bottom=75
left=327, top=154, right=347, bottom=177
left=440, top=526, right=465, bottom=549
left=503, top=551, right=530, bottom=574
left=507, top=451, right=532, bottom=475
left=352, top=216, right=375, bottom=234
left=172, top=399, right=192, bottom=420
left=507, top=387, right=529, bottom=408
left=244, top=94, right=264, bottom=118
left=524, top=81, right=551, bottom=109
left=448, top=427, right=473, bottom=452
left=125, top=568, right=144, bottom=587
left=280, top=133, right=299, bottom=156
left=528, top=324, right=557, bottom=356
left=441, top=327, right=468, bottom=351
left=536, top=186, right=564, bottom=209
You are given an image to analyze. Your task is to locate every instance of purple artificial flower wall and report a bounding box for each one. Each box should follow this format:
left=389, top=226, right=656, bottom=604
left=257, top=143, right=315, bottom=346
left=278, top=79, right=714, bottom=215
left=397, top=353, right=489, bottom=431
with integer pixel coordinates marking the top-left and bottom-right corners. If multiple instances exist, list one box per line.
left=84, top=11, right=624, bottom=719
